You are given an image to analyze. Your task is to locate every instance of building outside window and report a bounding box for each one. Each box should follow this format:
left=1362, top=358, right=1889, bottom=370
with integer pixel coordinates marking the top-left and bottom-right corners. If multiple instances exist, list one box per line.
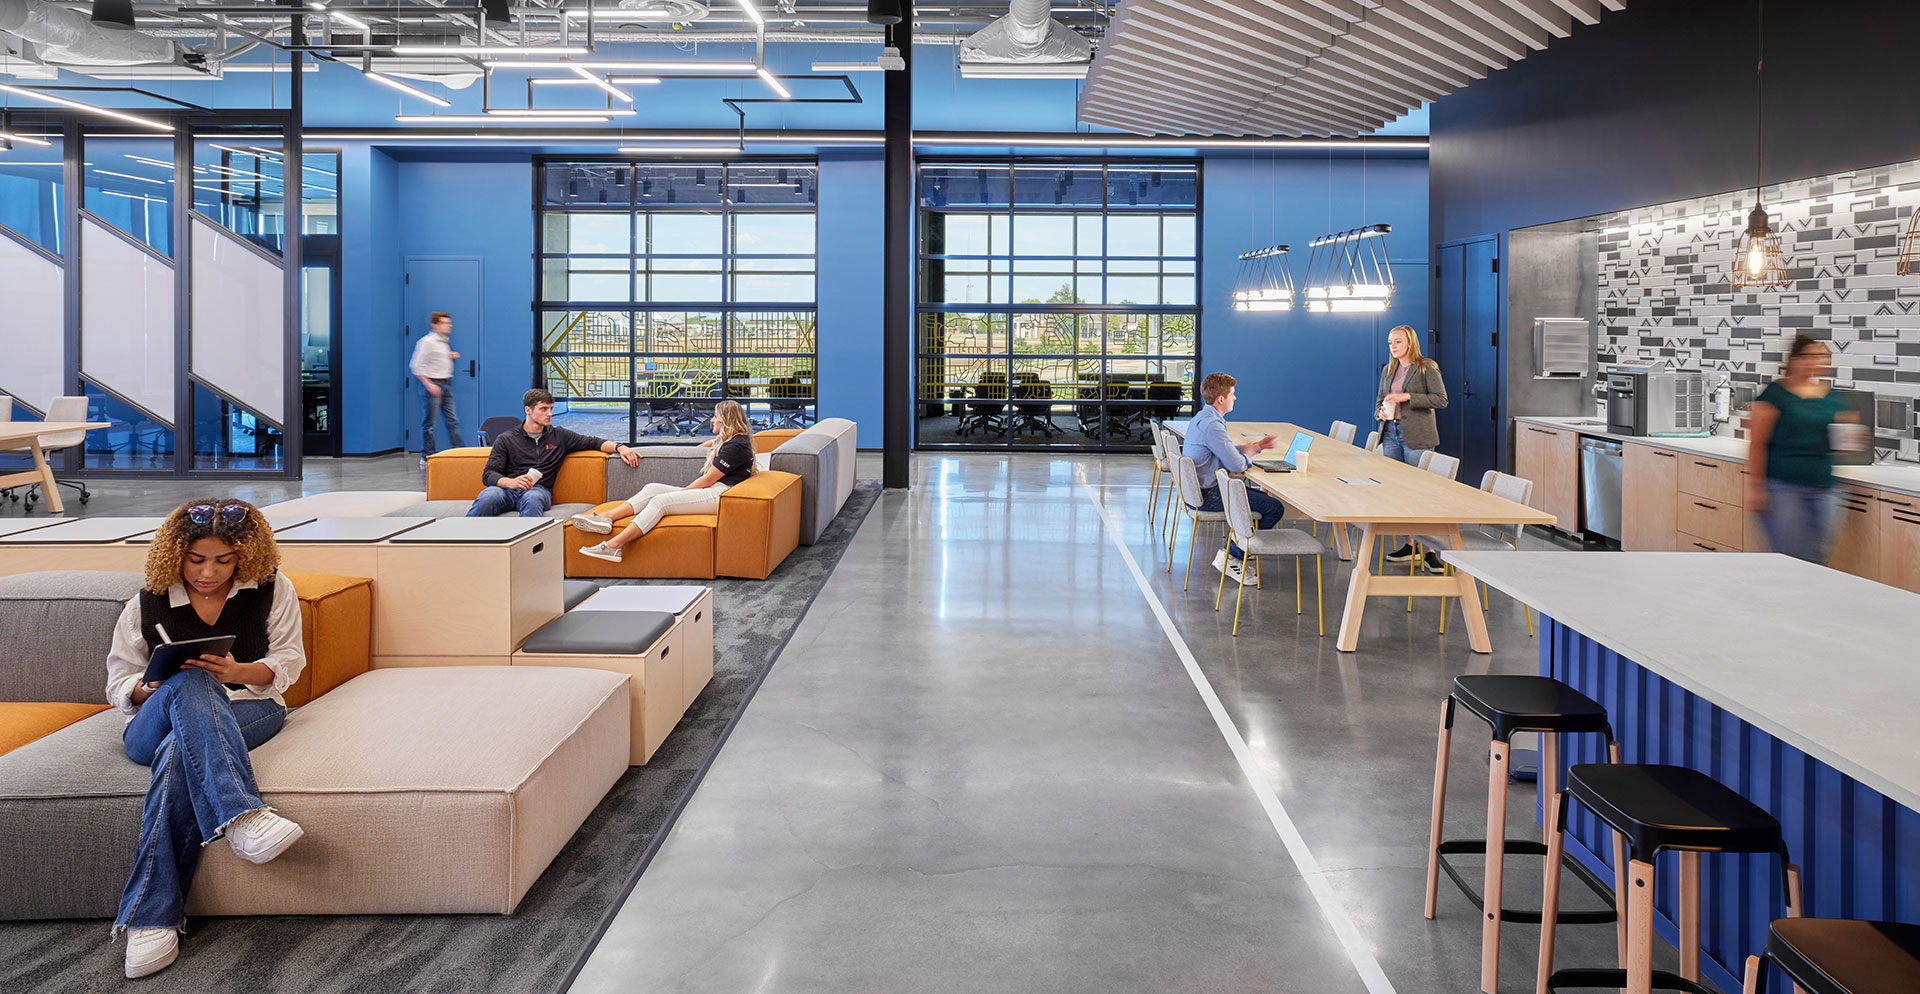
left=536, top=160, right=818, bottom=441
left=917, top=161, right=1199, bottom=449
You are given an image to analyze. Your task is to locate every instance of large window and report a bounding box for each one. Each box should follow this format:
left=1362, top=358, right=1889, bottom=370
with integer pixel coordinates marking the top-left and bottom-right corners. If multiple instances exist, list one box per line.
left=917, top=161, right=1199, bottom=449
left=536, top=161, right=818, bottom=440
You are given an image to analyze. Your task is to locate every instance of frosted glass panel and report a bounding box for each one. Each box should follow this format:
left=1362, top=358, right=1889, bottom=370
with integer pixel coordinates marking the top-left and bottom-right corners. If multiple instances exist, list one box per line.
left=191, top=216, right=285, bottom=421
left=81, top=218, right=174, bottom=425
left=0, top=231, right=66, bottom=411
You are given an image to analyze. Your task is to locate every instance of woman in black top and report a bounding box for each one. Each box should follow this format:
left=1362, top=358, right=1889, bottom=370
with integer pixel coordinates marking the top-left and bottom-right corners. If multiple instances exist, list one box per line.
left=573, top=399, right=758, bottom=563
left=103, top=499, right=307, bottom=978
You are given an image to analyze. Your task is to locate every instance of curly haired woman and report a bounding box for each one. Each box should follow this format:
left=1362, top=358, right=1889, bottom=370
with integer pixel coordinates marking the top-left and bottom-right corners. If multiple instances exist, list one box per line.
left=103, top=499, right=307, bottom=978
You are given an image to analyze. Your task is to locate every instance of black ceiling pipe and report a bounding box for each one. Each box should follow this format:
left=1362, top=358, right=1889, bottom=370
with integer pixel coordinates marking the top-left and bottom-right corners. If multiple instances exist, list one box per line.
left=92, top=0, right=137, bottom=30
left=483, top=0, right=510, bottom=24
left=867, top=0, right=901, bottom=26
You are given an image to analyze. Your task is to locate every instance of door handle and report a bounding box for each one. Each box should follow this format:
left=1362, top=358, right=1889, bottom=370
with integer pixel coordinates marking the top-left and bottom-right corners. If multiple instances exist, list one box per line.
left=1692, top=501, right=1717, bottom=510
left=1654, top=450, right=1675, bottom=458
left=467, top=359, right=476, bottom=377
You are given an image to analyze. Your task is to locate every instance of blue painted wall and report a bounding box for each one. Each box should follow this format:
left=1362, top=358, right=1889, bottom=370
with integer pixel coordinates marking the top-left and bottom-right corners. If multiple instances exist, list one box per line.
left=1199, top=153, right=1430, bottom=434
left=815, top=152, right=885, bottom=432
left=339, top=144, right=404, bottom=453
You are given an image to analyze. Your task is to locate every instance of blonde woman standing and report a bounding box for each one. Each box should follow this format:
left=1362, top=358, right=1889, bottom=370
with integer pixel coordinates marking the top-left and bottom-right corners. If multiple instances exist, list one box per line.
left=573, top=400, right=757, bottom=563
left=1374, top=325, right=1449, bottom=568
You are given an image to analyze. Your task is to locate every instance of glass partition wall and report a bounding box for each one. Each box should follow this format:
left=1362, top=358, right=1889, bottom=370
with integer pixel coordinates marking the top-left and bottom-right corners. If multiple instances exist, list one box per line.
left=536, top=160, right=819, bottom=441
left=917, top=161, right=1200, bottom=450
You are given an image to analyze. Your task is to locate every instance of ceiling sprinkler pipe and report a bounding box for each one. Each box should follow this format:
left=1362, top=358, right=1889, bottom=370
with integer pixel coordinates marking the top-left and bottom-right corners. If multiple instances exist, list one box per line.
left=0, top=0, right=185, bottom=65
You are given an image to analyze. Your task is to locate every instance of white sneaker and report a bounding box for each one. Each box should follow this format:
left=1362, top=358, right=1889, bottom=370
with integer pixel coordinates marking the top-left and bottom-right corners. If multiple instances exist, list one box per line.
left=1211, top=549, right=1245, bottom=583
left=125, top=927, right=178, bottom=979
left=578, top=541, right=624, bottom=563
left=569, top=511, right=614, bottom=534
left=418, top=456, right=428, bottom=469
left=225, top=808, right=303, bottom=865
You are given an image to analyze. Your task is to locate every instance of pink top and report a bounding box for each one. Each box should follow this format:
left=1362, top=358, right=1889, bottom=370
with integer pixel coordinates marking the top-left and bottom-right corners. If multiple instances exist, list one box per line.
left=1384, top=364, right=1411, bottom=420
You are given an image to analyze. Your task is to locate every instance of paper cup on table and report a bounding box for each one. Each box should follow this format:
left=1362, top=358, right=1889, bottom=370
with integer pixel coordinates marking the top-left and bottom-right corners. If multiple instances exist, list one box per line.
left=1294, top=451, right=1310, bottom=473
left=1828, top=422, right=1870, bottom=453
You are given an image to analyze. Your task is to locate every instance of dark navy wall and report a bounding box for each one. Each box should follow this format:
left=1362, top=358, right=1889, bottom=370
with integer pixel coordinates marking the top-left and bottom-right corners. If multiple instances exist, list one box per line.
left=1201, top=154, right=1430, bottom=434
left=1430, top=0, right=1920, bottom=245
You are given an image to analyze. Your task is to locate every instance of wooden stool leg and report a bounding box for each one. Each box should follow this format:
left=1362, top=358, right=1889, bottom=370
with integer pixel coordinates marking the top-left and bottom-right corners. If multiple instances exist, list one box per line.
left=1481, top=738, right=1511, bottom=994
left=1784, top=861, right=1805, bottom=994
left=1626, top=858, right=1656, bottom=994
left=1424, top=697, right=1454, bottom=919
left=1609, top=740, right=1630, bottom=965
left=1536, top=790, right=1567, bottom=994
left=1741, top=954, right=1763, bottom=994
left=1678, top=850, right=1701, bottom=982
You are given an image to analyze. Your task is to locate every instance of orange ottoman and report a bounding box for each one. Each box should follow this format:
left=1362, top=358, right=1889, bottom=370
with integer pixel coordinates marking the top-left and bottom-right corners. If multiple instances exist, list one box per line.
left=281, top=572, right=374, bottom=706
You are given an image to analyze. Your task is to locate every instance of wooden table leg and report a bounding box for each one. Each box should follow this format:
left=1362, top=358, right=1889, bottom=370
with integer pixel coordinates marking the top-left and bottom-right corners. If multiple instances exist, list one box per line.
left=1332, top=518, right=1353, bottom=560
left=27, top=440, right=63, bottom=514
left=1442, top=525, right=1493, bottom=653
left=1335, top=523, right=1376, bottom=652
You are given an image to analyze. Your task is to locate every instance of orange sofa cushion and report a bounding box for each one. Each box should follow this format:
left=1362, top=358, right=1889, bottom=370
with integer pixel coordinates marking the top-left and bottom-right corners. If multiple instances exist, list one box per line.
left=564, top=504, right=718, bottom=579
left=0, top=702, right=110, bottom=757
left=426, top=447, right=608, bottom=507
left=753, top=429, right=803, bottom=453
left=282, top=571, right=374, bottom=707
left=561, top=470, right=802, bottom=580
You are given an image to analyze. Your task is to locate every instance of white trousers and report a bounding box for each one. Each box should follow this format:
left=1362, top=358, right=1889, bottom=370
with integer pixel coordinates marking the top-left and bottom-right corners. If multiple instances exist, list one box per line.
left=619, top=482, right=728, bottom=535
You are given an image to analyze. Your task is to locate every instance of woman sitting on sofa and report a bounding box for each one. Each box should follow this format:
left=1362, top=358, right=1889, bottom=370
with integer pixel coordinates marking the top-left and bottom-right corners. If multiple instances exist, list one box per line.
left=573, top=399, right=758, bottom=563
left=104, top=499, right=307, bottom=979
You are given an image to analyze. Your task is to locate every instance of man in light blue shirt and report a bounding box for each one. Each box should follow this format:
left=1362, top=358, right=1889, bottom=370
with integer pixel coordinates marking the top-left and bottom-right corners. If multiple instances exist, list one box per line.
left=1182, top=372, right=1285, bottom=579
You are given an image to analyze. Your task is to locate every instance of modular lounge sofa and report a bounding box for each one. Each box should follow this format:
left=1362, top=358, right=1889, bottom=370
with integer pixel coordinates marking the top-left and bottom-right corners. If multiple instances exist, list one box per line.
left=0, top=570, right=630, bottom=921
left=261, top=418, right=859, bottom=581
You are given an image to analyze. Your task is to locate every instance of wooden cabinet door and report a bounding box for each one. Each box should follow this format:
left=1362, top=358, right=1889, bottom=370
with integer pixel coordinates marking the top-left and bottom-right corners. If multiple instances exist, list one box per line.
left=1826, top=487, right=1880, bottom=579
left=1879, top=495, right=1920, bottom=593
left=1678, top=456, right=1745, bottom=506
left=1542, top=428, right=1580, bottom=532
left=1623, top=443, right=1678, bottom=551
left=1515, top=424, right=1552, bottom=517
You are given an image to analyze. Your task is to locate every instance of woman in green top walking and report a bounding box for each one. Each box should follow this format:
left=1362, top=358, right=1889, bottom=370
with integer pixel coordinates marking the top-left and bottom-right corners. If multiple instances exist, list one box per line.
left=1746, top=334, right=1864, bottom=563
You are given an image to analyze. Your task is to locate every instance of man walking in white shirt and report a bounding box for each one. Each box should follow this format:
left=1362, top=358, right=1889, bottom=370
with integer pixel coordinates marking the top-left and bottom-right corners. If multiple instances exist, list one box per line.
left=410, top=311, right=463, bottom=467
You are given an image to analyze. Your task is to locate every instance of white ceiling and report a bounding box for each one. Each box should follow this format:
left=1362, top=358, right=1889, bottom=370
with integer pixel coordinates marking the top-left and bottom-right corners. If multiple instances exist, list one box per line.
left=1078, top=0, right=1626, bottom=137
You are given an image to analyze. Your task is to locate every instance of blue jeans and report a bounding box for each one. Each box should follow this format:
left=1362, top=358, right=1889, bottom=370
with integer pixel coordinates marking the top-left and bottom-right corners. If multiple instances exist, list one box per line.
left=420, top=380, right=462, bottom=457
left=1759, top=480, right=1839, bottom=564
left=116, top=669, right=285, bottom=932
left=1198, top=483, right=1285, bottom=559
left=467, top=484, right=553, bottom=517
left=1379, top=421, right=1428, bottom=467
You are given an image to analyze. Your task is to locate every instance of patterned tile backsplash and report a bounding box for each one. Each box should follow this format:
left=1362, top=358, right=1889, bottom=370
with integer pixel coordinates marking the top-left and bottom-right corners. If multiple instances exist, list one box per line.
left=1591, top=158, right=1920, bottom=462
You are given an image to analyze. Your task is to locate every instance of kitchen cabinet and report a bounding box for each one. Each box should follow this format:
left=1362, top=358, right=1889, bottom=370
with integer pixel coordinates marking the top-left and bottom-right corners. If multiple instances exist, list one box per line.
left=1516, top=423, right=1579, bottom=531
left=1879, top=493, right=1920, bottom=594
left=1678, top=456, right=1745, bottom=507
left=1678, top=495, right=1745, bottom=548
left=1826, top=486, right=1879, bottom=579
left=1623, top=442, right=1678, bottom=551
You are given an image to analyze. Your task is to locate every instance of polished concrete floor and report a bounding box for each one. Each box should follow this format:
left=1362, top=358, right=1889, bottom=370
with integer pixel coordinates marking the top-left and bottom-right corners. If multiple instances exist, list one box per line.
left=6, top=451, right=1638, bottom=993
left=570, top=452, right=1632, bottom=994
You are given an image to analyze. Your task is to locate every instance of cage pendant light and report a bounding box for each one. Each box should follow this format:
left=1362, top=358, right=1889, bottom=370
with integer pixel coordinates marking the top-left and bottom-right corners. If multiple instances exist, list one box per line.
left=1231, top=245, right=1296, bottom=312
left=1898, top=209, right=1920, bottom=276
left=1731, top=0, right=1789, bottom=291
left=1302, top=224, right=1394, bottom=313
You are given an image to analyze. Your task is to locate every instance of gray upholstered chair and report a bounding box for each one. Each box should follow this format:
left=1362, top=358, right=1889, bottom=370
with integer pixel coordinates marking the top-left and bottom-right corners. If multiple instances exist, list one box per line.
left=1215, top=470, right=1326, bottom=637
left=1170, top=454, right=1226, bottom=590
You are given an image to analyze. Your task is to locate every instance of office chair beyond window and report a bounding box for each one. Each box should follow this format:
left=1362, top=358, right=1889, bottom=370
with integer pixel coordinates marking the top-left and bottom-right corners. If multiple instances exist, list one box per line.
left=477, top=416, right=522, bottom=446
left=958, top=372, right=1008, bottom=437
left=4, top=396, right=92, bottom=508
left=1009, top=378, right=1059, bottom=438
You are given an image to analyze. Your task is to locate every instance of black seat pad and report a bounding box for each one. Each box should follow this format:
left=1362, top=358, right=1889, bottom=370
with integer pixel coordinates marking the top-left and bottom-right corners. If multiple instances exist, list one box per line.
left=1568, top=764, right=1783, bottom=862
left=1767, top=919, right=1920, bottom=994
left=520, top=610, right=674, bottom=655
left=562, top=579, right=600, bottom=612
left=1453, top=675, right=1611, bottom=741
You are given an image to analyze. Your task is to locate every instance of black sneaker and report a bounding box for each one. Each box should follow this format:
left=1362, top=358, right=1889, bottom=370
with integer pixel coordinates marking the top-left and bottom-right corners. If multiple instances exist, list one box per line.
left=1383, top=543, right=1416, bottom=563
left=1422, top=551, right=1447, bottom=573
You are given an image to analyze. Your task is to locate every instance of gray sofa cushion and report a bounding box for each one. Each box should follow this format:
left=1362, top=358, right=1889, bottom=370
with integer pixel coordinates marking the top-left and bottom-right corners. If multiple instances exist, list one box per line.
left=768, top=430, right=839, bottom=547
left=562, top=579, right=600, bottom=611
left=605, top=446, right=708, bottom=501
left=813, top=418, right=858, bottom=513
left=0, top=571, right=141, bottom=703
left=519, top=610, right=675, bottom=655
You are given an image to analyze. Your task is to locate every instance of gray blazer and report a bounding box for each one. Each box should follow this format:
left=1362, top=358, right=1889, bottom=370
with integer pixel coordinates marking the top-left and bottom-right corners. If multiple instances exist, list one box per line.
left=1375, top=361, right=1449, bottom=452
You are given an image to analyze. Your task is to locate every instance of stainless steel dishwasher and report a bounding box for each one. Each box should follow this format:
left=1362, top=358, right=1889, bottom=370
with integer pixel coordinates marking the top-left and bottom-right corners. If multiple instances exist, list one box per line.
left=1579, top=436, right=1623, bottom=542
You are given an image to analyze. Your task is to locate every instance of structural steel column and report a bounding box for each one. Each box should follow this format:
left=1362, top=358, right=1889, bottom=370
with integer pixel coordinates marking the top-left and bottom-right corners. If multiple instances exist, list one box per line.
left=882, top=3, right=913, bottom=488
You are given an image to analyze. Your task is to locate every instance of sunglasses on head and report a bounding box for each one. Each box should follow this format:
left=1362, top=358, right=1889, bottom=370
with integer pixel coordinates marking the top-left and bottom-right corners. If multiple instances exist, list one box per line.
left=184, top=502, right=249, bottom=526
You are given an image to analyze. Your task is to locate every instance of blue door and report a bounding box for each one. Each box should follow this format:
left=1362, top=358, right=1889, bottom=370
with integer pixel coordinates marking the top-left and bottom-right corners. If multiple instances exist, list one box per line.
left=403, top=257, right=483, bottom=452
left=1436, top=237, right=1501, bottom=483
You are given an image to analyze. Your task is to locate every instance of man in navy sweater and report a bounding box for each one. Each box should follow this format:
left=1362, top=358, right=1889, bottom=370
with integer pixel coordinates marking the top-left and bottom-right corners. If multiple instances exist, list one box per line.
left=467, top=389, right=639, bottom=517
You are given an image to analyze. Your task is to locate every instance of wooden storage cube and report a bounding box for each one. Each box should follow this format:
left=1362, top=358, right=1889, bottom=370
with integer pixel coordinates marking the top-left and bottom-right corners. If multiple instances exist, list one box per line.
left=680, top=589, right=714, bottom=710
left=1677, top=495, right=1744, bottom=549
left=514, top=622, right=685, bottom=766
left=1678, top=455, right=1744, bottom=506
left=376, top=521, right=564, bottom=661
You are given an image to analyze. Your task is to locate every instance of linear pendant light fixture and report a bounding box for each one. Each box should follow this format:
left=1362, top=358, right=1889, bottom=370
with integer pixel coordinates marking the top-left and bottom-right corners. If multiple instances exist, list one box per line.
left=364, top=71, right=452, bottom=107
left=1731, top=0, right=1788, bottom=291
left=1301, top=225, right=1394, bottom=314
left=0, top=84, right=174, bottom=132
left=571, top=67, right=634, bottom=102
left=1231, top=245, right=1295, bottom=312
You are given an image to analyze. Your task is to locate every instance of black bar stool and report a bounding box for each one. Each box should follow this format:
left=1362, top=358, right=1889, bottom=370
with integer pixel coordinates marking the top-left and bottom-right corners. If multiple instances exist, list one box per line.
left=1539, top=763, right=1804, bottom=994
left=1741, top=919, right=1920, bottom=994
left=1425, top=675, right=1621, bottom=994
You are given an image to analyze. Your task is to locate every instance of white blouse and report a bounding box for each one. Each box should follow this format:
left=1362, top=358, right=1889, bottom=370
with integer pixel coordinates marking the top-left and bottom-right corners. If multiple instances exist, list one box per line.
left=103, top=575, right=307, bottom=715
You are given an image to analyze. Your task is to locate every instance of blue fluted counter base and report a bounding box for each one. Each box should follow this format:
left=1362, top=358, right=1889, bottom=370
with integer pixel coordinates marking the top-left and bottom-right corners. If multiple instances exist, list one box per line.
left=1540, top=615, right=1920, bottom=993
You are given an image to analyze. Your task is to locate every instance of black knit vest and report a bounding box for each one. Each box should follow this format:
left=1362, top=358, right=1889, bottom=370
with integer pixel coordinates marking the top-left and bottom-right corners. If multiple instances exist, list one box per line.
left=139, top=576, right=277, bottom=689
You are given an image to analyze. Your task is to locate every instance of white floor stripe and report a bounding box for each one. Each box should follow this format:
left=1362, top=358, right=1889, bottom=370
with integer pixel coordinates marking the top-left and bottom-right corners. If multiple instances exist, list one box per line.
left=1086, top=491, right=1400, bottom=994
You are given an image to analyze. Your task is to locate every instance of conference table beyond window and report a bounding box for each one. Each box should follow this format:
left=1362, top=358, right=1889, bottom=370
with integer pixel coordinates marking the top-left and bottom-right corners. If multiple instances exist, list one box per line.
left=0, top=422, right=110, bottom=514
left=1167, top=420, right=1553, bottom=653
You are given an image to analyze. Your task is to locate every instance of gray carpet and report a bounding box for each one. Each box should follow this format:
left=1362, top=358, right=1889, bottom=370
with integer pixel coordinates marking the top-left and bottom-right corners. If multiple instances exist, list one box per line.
left=0, top=482, right=881, bottom=994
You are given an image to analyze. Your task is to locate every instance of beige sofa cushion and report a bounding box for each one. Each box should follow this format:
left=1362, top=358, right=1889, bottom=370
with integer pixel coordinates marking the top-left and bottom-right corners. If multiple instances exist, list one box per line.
left=0, top=666, right=629, bottom=920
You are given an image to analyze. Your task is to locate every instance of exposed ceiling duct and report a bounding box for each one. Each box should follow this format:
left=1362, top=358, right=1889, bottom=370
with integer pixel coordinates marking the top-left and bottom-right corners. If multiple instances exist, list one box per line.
left=958, top=0, right=1090, bottom=75
left=0, top=0, right=190, bottom=66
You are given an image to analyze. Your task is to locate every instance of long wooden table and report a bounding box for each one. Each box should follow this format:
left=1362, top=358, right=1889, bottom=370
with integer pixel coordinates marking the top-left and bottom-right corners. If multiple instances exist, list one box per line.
left=1169, top=420, right=1554, bottom=653
left=0, top=422, right=109, bottom=513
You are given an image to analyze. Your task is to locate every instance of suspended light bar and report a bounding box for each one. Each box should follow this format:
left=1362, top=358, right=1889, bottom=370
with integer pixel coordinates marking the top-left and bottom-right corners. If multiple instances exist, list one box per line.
left=394, top=45, right=591, bottom=56
left=309, top=2, right=370, bottom=32
left=1229, top=244, right=1296, bottom=313
left=1301, top=224, right=1394, bottom=316
left=958, top=62, right=1090, bottom=79
left=0, top=130, right=54, bottom=147
left=0, top=84, right=173, bottom=132
left=484, top=60, right=755, bottom=71
left=364, top=71, right=453, bottom=107
left=755, top=68, right=792, bottom=99
left=618, top=146, right=743, bottom=155
left=733, top=0, right=764, bottom=26
left=533, top=77, right=661, bottom=87
left=813, top=47, right=905, bottom=72
left=571, top=67, right=634, bottom=102
left=485, top=107, right=636, bottom=117
left=91, top=168, right=165, bottom=185
left=395, top=114, right=616, bottom=123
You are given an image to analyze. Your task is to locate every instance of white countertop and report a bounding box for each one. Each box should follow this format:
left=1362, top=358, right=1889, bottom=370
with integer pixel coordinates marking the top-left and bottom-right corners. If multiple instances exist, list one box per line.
left=1514, top=414, right=1920, bottom=498
left=1445, top=550, right=1920, bottom=812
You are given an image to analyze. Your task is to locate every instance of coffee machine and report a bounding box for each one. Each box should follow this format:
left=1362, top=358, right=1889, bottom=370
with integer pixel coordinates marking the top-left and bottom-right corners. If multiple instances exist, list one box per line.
left=1606, top=367, right=1708, bottom=436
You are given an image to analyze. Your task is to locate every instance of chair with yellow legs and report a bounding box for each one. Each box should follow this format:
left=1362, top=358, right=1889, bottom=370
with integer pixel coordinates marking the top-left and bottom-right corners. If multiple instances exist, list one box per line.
left=1214, top=470, right=1325, bottom=637
left=1414, top=470, right=1537, bottom=637
left=1170, top=455, right=1227, bottom=590
left=1145, top=420, right=1172, bottom=529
